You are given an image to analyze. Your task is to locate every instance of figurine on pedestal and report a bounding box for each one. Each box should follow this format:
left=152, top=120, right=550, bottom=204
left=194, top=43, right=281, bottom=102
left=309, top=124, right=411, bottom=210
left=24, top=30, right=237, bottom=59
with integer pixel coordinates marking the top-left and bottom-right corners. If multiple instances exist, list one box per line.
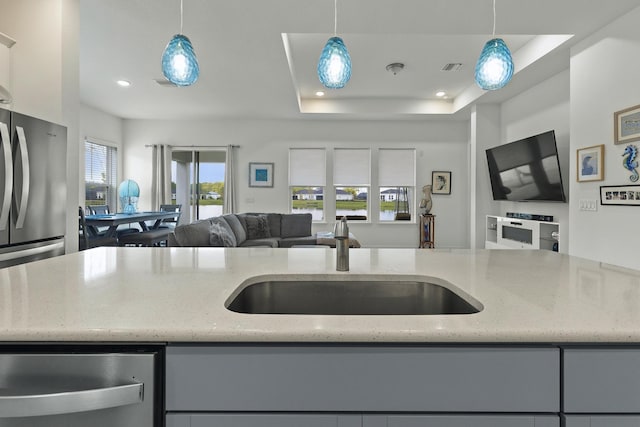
left=419, top=184, right=432, bottom=215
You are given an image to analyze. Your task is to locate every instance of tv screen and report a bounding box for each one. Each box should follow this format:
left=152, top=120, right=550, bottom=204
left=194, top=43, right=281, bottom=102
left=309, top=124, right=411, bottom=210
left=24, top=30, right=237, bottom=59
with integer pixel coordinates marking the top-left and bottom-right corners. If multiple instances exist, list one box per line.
left=486, top=130, right=566, bottom=202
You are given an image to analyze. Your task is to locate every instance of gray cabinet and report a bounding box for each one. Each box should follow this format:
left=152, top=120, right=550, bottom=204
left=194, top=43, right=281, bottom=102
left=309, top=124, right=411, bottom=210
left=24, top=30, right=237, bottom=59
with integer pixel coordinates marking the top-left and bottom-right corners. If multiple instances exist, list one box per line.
left=366, top=415, right=558, bottom=427
left=167, top=414, right=560, bottom=427
left=564, top=348, right=640, bottom=413
left=166, top=345, right=559, bottom=413
left=564, top=415, right=640, bottom=427
left=167, top=414, right=361, bottom=427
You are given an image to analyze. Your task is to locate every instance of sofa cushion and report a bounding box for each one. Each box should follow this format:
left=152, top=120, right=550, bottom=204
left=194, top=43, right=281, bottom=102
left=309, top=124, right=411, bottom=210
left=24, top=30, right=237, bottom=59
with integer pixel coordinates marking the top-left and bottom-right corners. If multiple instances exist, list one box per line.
left=265, top=213, right=282, bottom=237
left=223, top=214, right=246, bottom=244
left=280, top=213, right=312, bottom=239
left=279, top=235, right=318, bottom=248
left=244, top=214, right=271, bottom=240
left=210, top=216, right=237, bottom=247
left=172, top=220, right=213, bottom=247
left=209, top=222, right=237, bottom=247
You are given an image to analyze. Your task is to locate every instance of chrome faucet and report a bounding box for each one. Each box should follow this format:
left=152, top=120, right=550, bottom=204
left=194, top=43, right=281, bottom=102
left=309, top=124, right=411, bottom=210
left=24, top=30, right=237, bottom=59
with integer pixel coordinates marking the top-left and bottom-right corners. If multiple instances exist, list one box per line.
left=334, top=216, right=349, bottom=271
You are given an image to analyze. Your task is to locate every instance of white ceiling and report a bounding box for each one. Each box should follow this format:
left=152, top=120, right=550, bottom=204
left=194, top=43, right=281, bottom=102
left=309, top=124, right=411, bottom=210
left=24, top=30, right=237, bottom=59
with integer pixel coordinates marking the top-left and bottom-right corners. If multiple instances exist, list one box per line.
left=79, top=0, right=640, bottom=121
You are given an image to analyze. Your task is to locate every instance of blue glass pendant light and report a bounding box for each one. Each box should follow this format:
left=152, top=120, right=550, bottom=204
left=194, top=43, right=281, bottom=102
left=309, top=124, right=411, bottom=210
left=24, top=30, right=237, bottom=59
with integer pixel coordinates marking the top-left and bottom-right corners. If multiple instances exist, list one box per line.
left=162, top=0, right=199, bottom=86
left=474, top=0, right=514, bottom=90
left=317, top=0, right=351, bottom=89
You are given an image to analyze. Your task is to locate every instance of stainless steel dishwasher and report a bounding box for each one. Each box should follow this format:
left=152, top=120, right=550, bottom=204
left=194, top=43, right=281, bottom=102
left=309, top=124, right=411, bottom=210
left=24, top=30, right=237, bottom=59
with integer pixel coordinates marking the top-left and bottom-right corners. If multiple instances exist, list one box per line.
left=0, top=346, right=161, bottom=427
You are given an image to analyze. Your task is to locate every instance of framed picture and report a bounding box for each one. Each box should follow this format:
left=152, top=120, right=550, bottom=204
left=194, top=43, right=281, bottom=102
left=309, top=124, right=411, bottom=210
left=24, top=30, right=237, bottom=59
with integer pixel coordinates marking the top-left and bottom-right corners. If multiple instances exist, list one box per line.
left=614, top=104, right=640, bottom=144
left=432, top=171, right=451, bottom=194
left=600, top=184, right=640, bottom=206
left=576, top=144, right=604, bottom=182
left=249, top=162, right=274, bottom=187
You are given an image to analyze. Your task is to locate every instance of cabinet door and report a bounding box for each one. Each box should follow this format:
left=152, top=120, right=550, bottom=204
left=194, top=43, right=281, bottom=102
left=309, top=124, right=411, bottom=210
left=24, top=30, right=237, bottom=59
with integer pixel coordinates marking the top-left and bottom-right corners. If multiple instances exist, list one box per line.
left=364, top=414, right=559, bottom=427
left=564, top=415, right=640, bottom=427
left=564, top=348, right=640, bottom=412
left=166, top=345, right=559, bottom=412
left=166, top=414, right=361, bottom=427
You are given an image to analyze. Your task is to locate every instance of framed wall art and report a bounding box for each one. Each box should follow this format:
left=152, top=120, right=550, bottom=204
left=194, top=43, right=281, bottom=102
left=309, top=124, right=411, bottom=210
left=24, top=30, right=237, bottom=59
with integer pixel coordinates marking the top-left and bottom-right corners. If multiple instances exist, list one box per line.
left=249, top=162, right=274, bottom=187
left=600, top=185, right=640, bottom=206
left=432, top=171, right=451, bottom=194
left=614, top=104, right=640, bottom=144
left=576, top=144, right=604, bottom=182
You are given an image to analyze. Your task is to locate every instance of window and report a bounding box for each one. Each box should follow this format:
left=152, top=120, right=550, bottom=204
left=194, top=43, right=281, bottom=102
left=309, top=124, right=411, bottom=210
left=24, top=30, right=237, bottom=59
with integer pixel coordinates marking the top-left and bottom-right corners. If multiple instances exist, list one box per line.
left=334, top=148, right=370, bottom=221
left=289, top=148, right=326, bottom=221
left=378, top=148, right=416, bottom=221
left=84, top=140, right=117, bottom=210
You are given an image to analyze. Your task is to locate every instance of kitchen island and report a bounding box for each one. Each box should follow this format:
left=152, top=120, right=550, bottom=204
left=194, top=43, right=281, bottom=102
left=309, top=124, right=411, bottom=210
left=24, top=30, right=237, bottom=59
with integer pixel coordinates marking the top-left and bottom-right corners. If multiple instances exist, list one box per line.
left=0, top=246, right=638, bottom=342
left=2, top=247, right=640, bottom=427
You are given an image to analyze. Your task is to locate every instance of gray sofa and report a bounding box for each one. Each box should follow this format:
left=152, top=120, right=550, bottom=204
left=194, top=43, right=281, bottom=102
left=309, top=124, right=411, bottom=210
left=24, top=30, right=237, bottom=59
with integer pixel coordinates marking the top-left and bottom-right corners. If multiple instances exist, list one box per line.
left=168, top=213, right=317, bottom=248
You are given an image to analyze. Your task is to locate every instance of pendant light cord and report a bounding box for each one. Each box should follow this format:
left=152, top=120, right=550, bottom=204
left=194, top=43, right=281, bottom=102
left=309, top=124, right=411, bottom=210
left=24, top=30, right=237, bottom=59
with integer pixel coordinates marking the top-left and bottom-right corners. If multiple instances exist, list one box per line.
left=180, top=0, right=184, bottom=34
left=492, top=0, right=496, bottom=37
left=334, top=0, right=338, bottom=36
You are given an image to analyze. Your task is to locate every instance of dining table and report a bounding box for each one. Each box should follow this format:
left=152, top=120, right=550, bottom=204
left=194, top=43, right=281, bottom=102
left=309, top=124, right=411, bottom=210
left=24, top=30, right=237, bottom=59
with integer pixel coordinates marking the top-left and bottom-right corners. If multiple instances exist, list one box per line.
left=84, top=211, right=179, bottom=238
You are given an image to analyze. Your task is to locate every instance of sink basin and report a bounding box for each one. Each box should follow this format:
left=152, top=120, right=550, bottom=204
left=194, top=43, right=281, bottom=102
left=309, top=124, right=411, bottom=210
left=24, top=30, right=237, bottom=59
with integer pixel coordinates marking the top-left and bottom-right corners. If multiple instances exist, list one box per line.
left=226, top=278, right=481, bottom=315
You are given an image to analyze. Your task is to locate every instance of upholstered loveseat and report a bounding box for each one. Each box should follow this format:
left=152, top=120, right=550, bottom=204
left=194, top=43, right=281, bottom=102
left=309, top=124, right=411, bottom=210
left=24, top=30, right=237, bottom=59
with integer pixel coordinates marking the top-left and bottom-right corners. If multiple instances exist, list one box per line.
left=167, top=213, right=317, bottom=248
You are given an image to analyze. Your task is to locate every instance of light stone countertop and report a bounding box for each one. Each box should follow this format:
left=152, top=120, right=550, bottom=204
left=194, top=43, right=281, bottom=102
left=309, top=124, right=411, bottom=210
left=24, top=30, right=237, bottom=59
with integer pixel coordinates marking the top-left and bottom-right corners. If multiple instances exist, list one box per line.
left=1, top=247, right=639, bottom=343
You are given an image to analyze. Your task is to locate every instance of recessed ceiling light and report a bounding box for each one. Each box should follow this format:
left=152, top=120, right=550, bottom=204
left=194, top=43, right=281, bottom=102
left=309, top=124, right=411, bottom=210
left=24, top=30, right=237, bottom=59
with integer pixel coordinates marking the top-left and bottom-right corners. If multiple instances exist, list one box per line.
left=315, top=91, right=325, bottom=97
left=436, top=91, right=446, bottom=97
left=116, top=80, right=131, bottom=87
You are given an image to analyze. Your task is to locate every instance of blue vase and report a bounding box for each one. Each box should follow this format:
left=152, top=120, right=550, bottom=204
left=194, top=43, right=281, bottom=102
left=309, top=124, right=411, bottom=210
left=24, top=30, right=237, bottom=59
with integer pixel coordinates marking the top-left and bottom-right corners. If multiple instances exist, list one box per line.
left=118, top=180, right=140, bottom=213
left=317, top=36, right=352, bottom=89
left=162, top=34, right=199, bottom=86
left=474, top=38, right=514, bottom=90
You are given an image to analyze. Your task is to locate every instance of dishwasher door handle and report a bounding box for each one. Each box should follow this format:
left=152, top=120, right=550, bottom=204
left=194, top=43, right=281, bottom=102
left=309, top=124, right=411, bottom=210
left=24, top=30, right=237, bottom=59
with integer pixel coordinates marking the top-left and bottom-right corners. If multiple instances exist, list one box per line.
left=0, top=381, right=144, bottom=418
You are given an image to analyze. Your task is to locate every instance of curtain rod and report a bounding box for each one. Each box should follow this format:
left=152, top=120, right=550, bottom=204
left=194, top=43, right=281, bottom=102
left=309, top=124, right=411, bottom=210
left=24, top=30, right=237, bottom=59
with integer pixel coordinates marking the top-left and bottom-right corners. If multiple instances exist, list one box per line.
left=144, top=144, right=240, bottom=148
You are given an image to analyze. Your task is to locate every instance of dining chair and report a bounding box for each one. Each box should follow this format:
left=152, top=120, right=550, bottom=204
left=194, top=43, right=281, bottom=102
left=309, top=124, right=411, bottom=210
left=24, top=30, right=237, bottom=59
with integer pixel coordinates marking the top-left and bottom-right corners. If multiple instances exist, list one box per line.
left=78, top=207, right=118, bottom=250
left=89, top=204, right=110, bottom=215
left=159, top=204, right=182, bottom=229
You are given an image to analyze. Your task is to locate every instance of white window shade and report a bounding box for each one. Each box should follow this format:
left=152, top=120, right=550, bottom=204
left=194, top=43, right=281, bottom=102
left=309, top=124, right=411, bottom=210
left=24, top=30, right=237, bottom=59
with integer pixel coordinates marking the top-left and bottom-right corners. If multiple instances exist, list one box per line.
left=289, top=148, right=326, bottom=186
left=378, top=148, right=416, bottom=186
left=334, top=148, right=370, bottom=186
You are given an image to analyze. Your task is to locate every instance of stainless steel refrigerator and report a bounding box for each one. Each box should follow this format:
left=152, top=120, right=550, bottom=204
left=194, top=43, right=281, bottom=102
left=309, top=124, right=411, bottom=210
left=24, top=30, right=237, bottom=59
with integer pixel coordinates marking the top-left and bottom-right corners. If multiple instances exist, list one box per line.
left=0, top=108, right=67, bottom=268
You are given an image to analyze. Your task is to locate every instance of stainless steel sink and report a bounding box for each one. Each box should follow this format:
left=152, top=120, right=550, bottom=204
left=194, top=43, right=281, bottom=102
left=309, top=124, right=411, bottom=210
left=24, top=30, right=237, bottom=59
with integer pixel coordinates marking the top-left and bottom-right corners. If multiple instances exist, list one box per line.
left=226, top=279, right=481, bottom=315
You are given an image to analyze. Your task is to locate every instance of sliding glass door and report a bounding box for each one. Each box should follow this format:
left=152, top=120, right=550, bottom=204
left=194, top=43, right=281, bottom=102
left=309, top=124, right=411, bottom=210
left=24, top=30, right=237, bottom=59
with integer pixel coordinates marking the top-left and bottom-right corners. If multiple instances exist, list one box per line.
left=171, top=148, right=226, bottom=224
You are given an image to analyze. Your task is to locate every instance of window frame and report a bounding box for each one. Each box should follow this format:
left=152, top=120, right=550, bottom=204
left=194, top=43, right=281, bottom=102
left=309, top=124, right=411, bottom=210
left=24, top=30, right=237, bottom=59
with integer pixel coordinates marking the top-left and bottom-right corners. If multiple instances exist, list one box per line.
left=84, top=138, right=120, bottom=211
left=289, top=148, right=327, bottom=222
left=334, top=148, right=371, bottom=222
left=378, top=148, right=417, bottom=223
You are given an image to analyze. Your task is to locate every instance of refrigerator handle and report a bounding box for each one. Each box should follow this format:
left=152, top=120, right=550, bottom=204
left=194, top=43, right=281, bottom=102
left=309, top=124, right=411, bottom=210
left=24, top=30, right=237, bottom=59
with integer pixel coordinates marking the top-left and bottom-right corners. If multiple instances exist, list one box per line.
left=0, top=122, right=11, bottom=231
left=0, top=381, right=144, bottom=418
left=14, top=126, right=30, bottom=229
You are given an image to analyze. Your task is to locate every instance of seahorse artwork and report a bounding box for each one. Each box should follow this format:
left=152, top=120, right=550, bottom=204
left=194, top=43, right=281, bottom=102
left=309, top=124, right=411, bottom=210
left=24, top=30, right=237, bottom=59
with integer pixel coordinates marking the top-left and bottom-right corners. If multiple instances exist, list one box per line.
left=622, top=144, right=639, bottom=182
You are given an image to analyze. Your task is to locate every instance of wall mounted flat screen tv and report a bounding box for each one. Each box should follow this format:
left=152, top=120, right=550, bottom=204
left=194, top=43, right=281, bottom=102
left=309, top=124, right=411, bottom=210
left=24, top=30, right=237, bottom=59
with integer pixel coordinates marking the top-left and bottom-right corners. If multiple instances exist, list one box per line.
left=486, top=130, right=567, bottom=202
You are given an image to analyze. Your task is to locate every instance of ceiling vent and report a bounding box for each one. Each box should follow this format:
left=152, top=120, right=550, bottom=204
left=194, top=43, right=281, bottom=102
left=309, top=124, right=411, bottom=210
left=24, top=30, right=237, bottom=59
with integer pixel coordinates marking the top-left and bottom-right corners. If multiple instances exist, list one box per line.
left=154, top=78, right=178, bottom=87
left=441, top=63, right=463, bottom=72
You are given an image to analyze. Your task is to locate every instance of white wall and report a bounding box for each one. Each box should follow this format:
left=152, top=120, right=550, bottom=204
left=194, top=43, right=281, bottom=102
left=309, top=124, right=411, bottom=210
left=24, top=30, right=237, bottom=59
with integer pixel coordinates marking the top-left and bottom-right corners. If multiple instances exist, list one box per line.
left=569, top=6, right=640, bottom=270
left=123, top=118, right=470, bottom=248
left=496, top=69, right=571, bottom=253
left=0, top=0, right=64, bottom=123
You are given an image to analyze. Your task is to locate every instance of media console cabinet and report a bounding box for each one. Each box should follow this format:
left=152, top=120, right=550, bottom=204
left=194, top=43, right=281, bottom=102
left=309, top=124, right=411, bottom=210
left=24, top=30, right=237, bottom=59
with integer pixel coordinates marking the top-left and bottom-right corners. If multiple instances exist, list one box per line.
left=485, top=214, right=559, bottom=251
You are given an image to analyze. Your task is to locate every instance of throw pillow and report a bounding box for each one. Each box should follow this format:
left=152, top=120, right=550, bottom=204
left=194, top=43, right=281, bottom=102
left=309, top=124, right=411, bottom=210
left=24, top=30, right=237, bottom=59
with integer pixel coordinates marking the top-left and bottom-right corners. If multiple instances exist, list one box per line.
left=211, top=217, right=237, bottom=247
left=209, top=222, right=236, bottom=247
left=244, top=215, right=271, bottom=240
left=173, top=220, right=213, bottom=247
left=280, top=213, right=312, bottom=238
